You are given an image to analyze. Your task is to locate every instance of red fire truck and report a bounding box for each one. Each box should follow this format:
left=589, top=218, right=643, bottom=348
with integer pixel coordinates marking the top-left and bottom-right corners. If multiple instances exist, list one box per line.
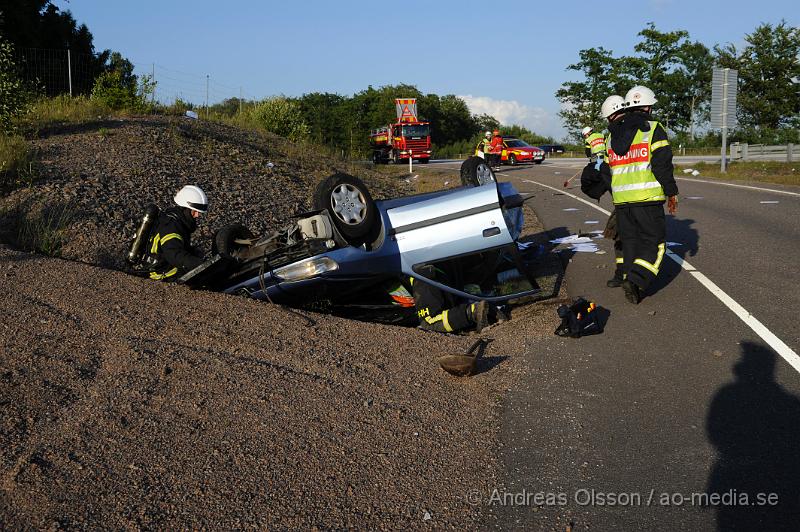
left=369, top=98, right=432, bottom=164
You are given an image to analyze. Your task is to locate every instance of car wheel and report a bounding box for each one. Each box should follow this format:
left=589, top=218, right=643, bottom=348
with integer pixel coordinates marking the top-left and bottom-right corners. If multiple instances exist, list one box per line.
left=213, top=223, right=254, bottom=258
left=460, top=155, right=496, bottom=187
left=313, top=173, right=378, bottom=245
left=535, top=159, right=543, bottom=164
left=508, top=154, right=517, bottom=166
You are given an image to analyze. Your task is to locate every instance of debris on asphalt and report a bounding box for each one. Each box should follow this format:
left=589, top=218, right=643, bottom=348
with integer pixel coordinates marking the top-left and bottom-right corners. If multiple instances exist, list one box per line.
left=562, top=207, right=579, bottom=212
left=760, top=200, right=779, bottom=204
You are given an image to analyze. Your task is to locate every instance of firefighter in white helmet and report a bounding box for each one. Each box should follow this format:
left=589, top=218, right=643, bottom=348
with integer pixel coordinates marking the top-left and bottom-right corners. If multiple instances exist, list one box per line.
left=476, top=130, right=493, bottom=159
left=146, top=185, right=209, bottom=281
left=581, top=125, right=607, bottom=169
left=585, top=95, right=628, bottom=288
left=604, top=85, right=678, bottom=303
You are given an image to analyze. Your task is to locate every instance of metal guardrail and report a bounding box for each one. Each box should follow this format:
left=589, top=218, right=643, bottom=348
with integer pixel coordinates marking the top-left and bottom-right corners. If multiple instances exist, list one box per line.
left=731, top=142, right=796, bottom=162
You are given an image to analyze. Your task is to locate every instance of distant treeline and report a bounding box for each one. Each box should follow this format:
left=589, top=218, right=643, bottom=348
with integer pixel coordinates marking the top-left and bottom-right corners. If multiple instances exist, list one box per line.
left=207, top=85, right=556, bottom=159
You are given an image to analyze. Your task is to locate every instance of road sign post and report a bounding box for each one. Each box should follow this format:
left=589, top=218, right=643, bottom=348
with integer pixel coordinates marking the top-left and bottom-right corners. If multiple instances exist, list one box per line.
left=711, top=68, right=738, bottom=173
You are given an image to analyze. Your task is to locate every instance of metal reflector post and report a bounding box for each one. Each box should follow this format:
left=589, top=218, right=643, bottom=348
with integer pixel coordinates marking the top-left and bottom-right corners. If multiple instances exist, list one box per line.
left=409, top=150, right=413, bottom=173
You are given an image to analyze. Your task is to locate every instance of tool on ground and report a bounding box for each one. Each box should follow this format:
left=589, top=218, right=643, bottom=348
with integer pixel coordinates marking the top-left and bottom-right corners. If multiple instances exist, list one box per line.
left=562, top=169, right=582, bottom=188
left=554, top=297, right=603, bottom=338
left=437, top=338, right=488, bottom=377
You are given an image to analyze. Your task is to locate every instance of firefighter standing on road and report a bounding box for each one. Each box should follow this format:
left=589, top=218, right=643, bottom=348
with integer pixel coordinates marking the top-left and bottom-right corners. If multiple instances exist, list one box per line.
left=477, top=131, right=493, bottom=160
left=595, top=95, right=627, bottom=287
left=582, top=126, right=607, bottom=170
left=607, top=86, right=678, bottom=304
left=489, top=129, right=504, bottom=171
left=147, top=185, right=208, bottom=281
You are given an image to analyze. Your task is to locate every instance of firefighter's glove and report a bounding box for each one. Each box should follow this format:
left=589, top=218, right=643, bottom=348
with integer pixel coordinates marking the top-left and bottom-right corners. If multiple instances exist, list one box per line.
left=667, top=195, right=678, bottom=215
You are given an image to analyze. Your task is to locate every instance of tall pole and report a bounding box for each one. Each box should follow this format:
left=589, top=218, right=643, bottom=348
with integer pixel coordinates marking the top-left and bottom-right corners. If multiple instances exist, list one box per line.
left=205, top=74, right=209, bottom=118
left=151, top=63, right=155, bottom=104
left=67, top=48, right=72, bottom=97
left=721, top=68, right=728, bottom=173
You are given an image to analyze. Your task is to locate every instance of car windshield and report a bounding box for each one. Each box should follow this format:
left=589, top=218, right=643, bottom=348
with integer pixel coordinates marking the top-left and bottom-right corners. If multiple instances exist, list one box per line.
left=402, top=125, right=430, bottom=137
left=504, top=139, right=530, bottom=148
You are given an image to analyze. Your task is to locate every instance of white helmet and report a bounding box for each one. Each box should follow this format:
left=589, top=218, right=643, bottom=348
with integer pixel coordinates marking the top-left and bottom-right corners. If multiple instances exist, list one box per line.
left=581, top=126, right=593, bottom=137
left=174, top=185, right=208, bottom=213
left=601, top=95, right=626, bottom=119
left=484, top=131, right=492, bottom=138
left=625, top=85, right=657, bottom=108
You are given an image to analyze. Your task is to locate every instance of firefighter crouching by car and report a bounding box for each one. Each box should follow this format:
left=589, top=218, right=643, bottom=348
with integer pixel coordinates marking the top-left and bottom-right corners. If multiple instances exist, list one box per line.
left=410, top=265, right=489, bottom=333
left=607, top=85, right=678, bottom=304
left=147, top=185, right=208, bottom=281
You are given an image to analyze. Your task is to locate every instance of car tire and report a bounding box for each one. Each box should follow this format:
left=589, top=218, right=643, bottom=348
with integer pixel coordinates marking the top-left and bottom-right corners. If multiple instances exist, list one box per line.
left=535, top=159, right=543, bottom=164
left=508, top=154, right=517, bottom=166
left=313, top=172, right=378, bottom=245
left=213, top=223, right=254, bottom=258
left=460, top=155, right=496, bottom=187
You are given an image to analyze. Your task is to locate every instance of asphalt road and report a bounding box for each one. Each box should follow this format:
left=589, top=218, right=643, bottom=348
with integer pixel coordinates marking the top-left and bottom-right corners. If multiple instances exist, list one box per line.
left=424, top=159, right=800, bottom=530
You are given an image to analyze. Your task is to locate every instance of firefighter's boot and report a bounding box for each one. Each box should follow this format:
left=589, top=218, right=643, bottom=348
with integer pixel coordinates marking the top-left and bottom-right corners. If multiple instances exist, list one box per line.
left=607, top=272, right=624, bottom=288
left=622, top=280, right=642, bottom=304
left=467, top=301, right=489, bottom=332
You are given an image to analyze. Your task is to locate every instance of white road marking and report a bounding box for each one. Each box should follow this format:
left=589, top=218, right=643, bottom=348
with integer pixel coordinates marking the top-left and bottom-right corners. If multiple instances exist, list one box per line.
left=677, top=177, right=800, bottom=197
left=760, top=201, right=779, bottom=204
left=522, top=178, right=800, bottom=373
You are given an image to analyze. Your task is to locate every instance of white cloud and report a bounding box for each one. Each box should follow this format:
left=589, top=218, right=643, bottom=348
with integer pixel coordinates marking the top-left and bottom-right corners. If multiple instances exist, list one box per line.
left=459, top=94, right=564, bottom=140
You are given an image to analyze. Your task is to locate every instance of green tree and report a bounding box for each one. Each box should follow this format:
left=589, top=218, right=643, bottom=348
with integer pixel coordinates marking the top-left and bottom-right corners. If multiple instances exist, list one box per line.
left=0, top=38, right=29, bottom=133
left=556, top=47, right=618, bottom=140
left=716, top=20, right=800, bottom=130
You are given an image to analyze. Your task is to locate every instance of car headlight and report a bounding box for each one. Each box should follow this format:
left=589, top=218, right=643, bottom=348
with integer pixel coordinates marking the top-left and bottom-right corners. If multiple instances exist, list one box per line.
left=274, top=257, right=338, bottom=281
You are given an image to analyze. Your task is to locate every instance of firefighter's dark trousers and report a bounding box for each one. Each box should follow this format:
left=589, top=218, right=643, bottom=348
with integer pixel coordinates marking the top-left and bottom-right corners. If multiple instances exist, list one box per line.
left=604, top=209, right=624, bottom=280
left=616, top=203, right=666, bottom=291
left=412, top=278, right=474, bottom=333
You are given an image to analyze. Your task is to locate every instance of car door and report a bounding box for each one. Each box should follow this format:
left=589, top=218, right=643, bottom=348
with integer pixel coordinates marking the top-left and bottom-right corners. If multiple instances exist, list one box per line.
left=385, top=182, right=513, bottom=274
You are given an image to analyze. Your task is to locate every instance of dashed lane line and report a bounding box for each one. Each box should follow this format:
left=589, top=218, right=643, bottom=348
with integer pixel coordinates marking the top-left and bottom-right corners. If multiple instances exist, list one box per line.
left=518, top=177, right=800, bottom=374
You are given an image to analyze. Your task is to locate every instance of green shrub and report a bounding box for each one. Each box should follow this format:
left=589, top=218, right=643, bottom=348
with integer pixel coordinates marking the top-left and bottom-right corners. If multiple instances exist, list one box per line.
left=91, top=70, right=137, bottom=110
left=248, top=97, right=310, bottom=142
left=0, top=38, right=30, bottom=134
left=91, top=71, right=156, bottom=112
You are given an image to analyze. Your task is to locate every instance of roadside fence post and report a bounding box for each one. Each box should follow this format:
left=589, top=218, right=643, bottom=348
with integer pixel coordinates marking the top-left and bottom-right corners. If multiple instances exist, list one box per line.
left=788, top=144, right=794, bottom=163
left=742, top=143, right=749, bottom=161
left=67, top=48, right=72, bottom=97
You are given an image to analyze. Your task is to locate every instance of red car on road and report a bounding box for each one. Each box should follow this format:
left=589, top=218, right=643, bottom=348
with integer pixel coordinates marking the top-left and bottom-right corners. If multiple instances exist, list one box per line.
left=501, top=137, right=545, bottom=165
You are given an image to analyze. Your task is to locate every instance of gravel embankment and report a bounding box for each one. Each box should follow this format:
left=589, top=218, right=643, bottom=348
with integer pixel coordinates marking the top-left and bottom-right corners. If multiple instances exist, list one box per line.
left=0, top=116, right=562, bottom=528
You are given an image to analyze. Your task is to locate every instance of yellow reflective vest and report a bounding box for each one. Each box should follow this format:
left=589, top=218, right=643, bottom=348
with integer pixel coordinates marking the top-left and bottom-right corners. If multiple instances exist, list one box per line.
left=607, top=121, right=667, bottom=205
left=585, top=132, right=606, bottom=157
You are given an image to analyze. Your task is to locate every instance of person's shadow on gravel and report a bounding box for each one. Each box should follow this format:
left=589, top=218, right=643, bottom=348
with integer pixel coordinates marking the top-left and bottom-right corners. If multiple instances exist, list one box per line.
left=705, top=341, right=800, bottom=531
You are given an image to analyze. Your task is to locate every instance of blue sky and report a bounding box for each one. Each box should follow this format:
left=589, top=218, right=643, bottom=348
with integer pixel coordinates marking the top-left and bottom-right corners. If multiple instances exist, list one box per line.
left=61, top=0, right=796, bottom=141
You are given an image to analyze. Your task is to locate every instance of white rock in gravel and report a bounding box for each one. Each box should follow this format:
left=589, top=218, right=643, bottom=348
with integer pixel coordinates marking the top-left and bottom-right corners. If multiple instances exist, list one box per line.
left=423, top=511, right=431, bottom=521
